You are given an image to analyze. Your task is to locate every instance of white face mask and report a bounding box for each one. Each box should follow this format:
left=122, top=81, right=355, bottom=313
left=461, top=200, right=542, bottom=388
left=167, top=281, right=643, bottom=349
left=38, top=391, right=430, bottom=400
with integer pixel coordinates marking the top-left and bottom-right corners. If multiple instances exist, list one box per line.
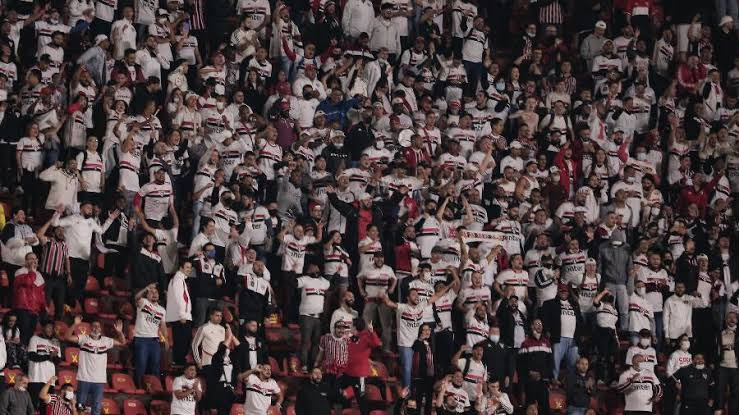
left=216, top=102, right=225, bottom=111
left=375, top=141, right=384, bottom=149
left=636, top=153, right=647, bottom=161
left=626, top=176, right=636, bottom=184
left=639, top=338, right=650, bottom=347
left=489, top=334, right=500, bottom=343
left=64, top=390, right=74, bottom=401
left=636, top=287, right=646, bottom=297
left=334, top=142, right=343, bottom=149
left=695, top=364, right=705, bottom=370
left=680, top=341, right=690, bottom=351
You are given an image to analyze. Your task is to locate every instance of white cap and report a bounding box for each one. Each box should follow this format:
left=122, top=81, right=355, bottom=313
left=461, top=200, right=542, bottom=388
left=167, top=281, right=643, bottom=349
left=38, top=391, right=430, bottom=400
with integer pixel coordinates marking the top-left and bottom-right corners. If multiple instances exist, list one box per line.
left=595, top=20, right=607, bottom=30
left=574, top=206, right=588, bottom=214
left=360, top=192, right=373, bottom=200
left=94, top=34, right=108, bottom=46
left=720, top=15, right=734, bottom=27
left=510, top=141, right=523, bottom=149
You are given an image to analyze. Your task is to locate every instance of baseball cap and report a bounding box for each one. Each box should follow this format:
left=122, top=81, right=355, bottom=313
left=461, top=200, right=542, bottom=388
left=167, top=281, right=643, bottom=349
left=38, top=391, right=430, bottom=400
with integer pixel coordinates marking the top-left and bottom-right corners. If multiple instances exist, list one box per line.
left=94, top=34, right=108, bottom=46
left=595, top=20, right=607, bottom=30
left=510, top=141, right=523, bottom=149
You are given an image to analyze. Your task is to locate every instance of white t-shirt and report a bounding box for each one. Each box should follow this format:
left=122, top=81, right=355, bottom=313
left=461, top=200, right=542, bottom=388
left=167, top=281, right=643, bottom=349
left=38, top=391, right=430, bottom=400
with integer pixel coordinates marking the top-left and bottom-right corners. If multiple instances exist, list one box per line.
left=443, top=383, right=470, bottom=413
left=170, top=376, right=200, bottom=415
left=138, top=181, right=173, bottom=221
left=396, top=303, right=426, bottom=348
left=77, top=335, right=115, bottom=383
left=281, top=234, right=317, bottom=273
left=433, top=290, right=457, bottom=330
left=559, top=300, right=577, bottom=338
left=618, top=368, right=659, bottom=412
left=625, top=345, right=657, bottom=373
left=296, top=276, right=330, bottom=316
left=244, top=374, right=280, bottom=415
left=27, top=335, right=61, bottom=383
left=495, top=269, right=529, bottom=300
left=361, top=265, right=396, bottom=299
left=134, top=298, right=165, bottom=338
left=457, top=358, right=487, bottom=402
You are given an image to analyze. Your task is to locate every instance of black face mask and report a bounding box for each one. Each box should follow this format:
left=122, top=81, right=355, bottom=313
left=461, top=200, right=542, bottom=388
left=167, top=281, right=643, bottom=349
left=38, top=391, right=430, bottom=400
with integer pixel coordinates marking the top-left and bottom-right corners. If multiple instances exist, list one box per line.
left=268, top=209, right=278, bottom=216
left=303, top=92, right=312, bottom=100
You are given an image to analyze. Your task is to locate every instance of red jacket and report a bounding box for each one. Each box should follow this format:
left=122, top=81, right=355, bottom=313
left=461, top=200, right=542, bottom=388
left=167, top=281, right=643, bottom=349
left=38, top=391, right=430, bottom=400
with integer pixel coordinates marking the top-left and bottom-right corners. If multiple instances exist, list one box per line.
left=554, top=147, right=580, bottom=197
left=677, top=176, right=721, bottom=216
left=345, top=329, right=381, bottom=377
left=624, top=0, right=653, bottom=15
left=12, top=268, right=46, bottom=314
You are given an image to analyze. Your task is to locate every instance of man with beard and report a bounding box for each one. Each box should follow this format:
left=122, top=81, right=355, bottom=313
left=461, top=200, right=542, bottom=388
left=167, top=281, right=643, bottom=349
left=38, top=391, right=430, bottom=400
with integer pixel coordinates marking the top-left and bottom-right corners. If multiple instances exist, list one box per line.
left=27, top=321, right=61, bottom=409
left=540, top=283, right=583, bottom=380
left=296, top=263, right=330, bottom=371
left=232, top=319, right=269, bottom=376
left=66, top=318, right=127, bottom=415
left=54, top=201, right=117, bottom=306
left=135, top=167, right=175, bottom=229
left=330, top=291, right=358, bottom=334
left=237, top=363, right=284, bottom=415
left=296, top=368, right=334, bottom=415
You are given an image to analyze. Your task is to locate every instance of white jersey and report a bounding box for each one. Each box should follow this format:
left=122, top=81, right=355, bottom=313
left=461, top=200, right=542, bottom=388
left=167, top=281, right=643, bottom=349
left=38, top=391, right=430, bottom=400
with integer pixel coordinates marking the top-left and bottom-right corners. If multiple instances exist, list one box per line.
left=637, top=267, right=668, bottom=312
left=361, top=265, right=396, bottom=299
left=397, top=303, right=427, bottom=347
left=138, top=181, right=173, bottom=221
left=358, top=237, right=383, bottom=274
left=408, top=278, right=435, bottom=322
left=27, top=335, right=61, bottom=383
left=443, top=383, right=471, bottom=413
left=625, top=345, right=657, bottom=373
left=457, top=358, right=487, bottom=402
left=464, top=309, right=489, bottom=347
left=416, top=216, right=442, bottom=259
left=170, top=376, right=201, bottom=415
left=280, top=234, right=317, bottom=273
left=458, top=287, right=492, bottom=313
left=433, top=290, right=457, bottom=330
left=296, top=276, right=330, bottom=316
left=495, top=269, right=529, bottom=300
left=617, top=368, right=660, bottom=413
left=244, top=374, right=280, bottom=415
left=558, top=250, right=587, bottom=285
left=77, top=335, right=115, bottom=383
left=77, top=150, right=105, bottom=194
left=628, top=293, right=653, bottom=333
left=134, top=298, right=165, bottom=338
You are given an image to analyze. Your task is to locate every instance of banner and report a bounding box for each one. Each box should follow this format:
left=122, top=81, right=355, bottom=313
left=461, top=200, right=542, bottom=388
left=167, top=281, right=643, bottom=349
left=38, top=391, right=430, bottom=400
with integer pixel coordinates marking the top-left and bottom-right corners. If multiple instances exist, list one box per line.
left=459, top=230, right=505, bottom=246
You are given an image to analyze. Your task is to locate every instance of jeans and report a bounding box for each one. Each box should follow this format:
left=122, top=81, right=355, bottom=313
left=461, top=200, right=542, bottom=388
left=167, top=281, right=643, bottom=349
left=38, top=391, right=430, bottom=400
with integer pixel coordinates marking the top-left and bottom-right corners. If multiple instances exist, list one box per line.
left=77, top=381, right=104, bottom=415
left=398, top=346, right=413, bottom=387
left=134, top=337, right=161, bottom=386
left=280, top=56, right=293, bottom=81
left=552, top=337, right=579, bottom=380
left=606, top=283, right=629, bottom=331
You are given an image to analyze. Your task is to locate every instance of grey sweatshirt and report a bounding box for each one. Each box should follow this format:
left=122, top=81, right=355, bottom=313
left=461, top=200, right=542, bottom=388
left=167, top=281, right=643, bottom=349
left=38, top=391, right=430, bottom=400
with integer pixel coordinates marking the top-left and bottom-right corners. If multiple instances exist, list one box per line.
left=0, top=388, right=33, bottom=415
left=597, top=241, right=633, bottom=285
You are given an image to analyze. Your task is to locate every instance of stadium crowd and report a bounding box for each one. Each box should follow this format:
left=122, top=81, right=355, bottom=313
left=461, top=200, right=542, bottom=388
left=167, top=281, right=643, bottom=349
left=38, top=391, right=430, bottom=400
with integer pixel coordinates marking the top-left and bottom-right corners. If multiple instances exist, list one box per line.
left=0, top=0, right=737, bottom=415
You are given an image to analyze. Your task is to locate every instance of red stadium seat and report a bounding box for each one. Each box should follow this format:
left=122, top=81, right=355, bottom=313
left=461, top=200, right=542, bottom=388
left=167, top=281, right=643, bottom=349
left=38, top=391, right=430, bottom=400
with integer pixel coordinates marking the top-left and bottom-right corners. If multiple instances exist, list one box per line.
left=111, top=373, right=145, bottom=394
left=122, top=399, right=147, bottom=415
left=85, top=275, right=101, bottom=293
left=165, top=375, right=174, bottom=393
left=62, top=347, right=80, bottom=367
left=149, top=400, right=170, bottom=415
left=142, top=374, right=164, bottom=395
left=268, top=406, right=281, bottom=415
left=285, top=405, right=296, bottom=415
left=54, top=321, right=69, bottom=338
left=4, top=368, right=22, bottom=385
left=549, top=387, right=566, bottom=412
left=101, top=398, right=120, bottom=415
left=73, top=322, right=91, bottom=336
left=230, top=404, right=245, bottom=415
left=57, top=369, right=78, bottom=388
left=268, top=356, right=285, bottom=377
left=84, top=298, right=100, bottom=315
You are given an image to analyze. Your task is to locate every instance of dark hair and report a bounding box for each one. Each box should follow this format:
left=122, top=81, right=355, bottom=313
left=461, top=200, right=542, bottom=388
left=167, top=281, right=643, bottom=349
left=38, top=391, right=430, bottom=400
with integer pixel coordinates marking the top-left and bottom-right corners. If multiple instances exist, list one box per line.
left=353, top=318, right=366, bottom=331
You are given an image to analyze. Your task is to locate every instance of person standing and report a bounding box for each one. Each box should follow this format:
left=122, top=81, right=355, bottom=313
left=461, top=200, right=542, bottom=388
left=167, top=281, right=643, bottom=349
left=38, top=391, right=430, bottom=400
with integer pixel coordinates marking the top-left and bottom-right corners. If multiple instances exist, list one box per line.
left=170, top=365, right=203, bottom=415
left=617, top=354, right=662, bottom=415
left=358, top=252, right=397, bottom=353
left=35, top=209, right=70, bottom=321
left=671, top=354, right=714, bottom=415
left=715, top=312, right=739, bottom=415
left=11, top=252, right=46, bottom=345
left=132, top=284, right=168, bottom=387
left=539, top=283, right=583, bottom=380
left=27, top=321, right=61, bottom=410
left=38, top=375, right=78, bottom=415
left=232, top=319, right=268, bottom=377
left=66, top=318, right=127, bottom=415
left=296, top=263, right=330, bottom=372
left=166, top=261, right=194, bottom=367
left=565, top=357, right=594, bottom=415
left=0, top=208, right=37, bottom=304
left=237, top=364, right=284, bottom=415
left=341, top=319, right=382, bottom=415
left=597, top=236, right=634, bottom=332
left=295, top=368, right=334, bottom=415
left=53, top=201, right=117, bottom=306
left=192, top=308, right=228, bottom=370
left=315, top=321, right=349, bottom=386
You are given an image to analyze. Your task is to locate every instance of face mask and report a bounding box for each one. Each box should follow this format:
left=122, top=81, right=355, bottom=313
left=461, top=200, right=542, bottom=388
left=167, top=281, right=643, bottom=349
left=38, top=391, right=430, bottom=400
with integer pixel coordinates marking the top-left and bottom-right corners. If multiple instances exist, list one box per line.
left=206, top=250, right=216, bottom=259
left=303, top=92, right=312, bottom=100
left=695, top=364, right=705, bottom=370
left=216, top=102, right=225, bottom=111
left=334, top=142, right=343, bottom=149
left=626, top=176, right=635, bottom=184
left=636, top=287, right=646, bottom=297
left=639, top=338, right=650, bottom=347
left=268, top=209, right=278, bottom=216
left=636, top=153, right=647, bottom=161
left=680, top=341, right=690, bottom=351
left=64, top=390, right=74, bottom=401
left=375, top=141, right=384, bottom=149
left=173, top=96, right=180, bottom=104
left=489, top=334, right=500, bottom=343
left=16, top=386, right=26, bottom=392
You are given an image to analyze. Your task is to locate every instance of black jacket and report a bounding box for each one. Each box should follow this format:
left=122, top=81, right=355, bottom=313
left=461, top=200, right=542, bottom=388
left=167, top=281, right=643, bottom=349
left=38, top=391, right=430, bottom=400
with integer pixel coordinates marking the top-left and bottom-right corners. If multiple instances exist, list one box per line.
left=495, top=301, right=526, bottom=348
left=565, top=370, right=592, bottom=408
left=295, top=380, right=335, bottom=415
left=481, top=339, right=515, bottom=383
left=539, top=297, right=583, bottom=345
left=231, top=335, right=268, bottom=380
left=345, top=121, right=375, bottom=161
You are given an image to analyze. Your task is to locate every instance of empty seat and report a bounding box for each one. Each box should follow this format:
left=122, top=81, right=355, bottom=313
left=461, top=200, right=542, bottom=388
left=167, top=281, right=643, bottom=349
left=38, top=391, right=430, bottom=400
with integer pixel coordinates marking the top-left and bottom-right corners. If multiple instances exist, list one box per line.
left=149, top=400, right=170, bottom=415
left=57, top=369, right=78, bottom=388
left=85, top=276, right=101, bottom=293
left=101, top=398, right=120, bottom=415
left=111, top=373, right=145, bottom=394
left=62, top=347, right=80, bottom=367
left=84, top=298, right=100, bottom=315
left=142, top=374, right=164, bottom=395
left=4, top=368, right=22, bottom=385
left=122, top=399, right=147, bottom=415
